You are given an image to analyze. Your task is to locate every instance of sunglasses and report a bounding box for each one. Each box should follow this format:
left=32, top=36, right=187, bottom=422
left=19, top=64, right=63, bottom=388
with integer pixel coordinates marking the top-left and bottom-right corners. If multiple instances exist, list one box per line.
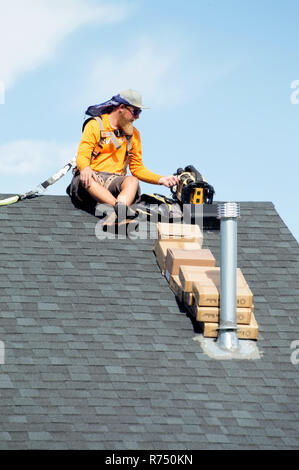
left=126, top=106, right=142, bottom=118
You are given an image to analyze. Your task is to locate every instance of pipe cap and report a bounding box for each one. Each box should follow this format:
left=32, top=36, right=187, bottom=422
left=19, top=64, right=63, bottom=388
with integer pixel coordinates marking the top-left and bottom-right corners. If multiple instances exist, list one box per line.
left=217, top=202, right=240, bottom=219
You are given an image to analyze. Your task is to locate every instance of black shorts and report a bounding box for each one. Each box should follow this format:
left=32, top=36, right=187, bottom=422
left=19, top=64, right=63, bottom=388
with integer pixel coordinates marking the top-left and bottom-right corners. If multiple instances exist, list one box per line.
left=67, top=171, right=140, bottom=212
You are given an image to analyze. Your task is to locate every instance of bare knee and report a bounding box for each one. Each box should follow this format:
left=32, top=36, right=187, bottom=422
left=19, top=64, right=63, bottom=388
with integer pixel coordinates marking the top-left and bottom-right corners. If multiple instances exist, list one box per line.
left=85, top=179, right=116, bottom=205
left=122, top=175, right=139, bottom=188
left=127, top=175, right=139, bottom=184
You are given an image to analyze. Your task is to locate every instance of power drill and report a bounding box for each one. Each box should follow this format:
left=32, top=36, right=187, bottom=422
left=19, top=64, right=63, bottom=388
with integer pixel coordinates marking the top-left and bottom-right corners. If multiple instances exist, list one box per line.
left=170, top=165, right=215, bottom=205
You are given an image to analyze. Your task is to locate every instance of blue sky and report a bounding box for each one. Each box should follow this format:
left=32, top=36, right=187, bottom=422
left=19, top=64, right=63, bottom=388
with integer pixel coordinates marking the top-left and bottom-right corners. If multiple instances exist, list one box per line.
left=0, top=0, right=298, bottom=242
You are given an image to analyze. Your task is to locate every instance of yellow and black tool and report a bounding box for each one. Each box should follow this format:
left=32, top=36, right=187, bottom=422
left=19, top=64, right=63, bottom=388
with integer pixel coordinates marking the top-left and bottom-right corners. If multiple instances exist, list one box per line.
left=171, top=165, right=215, bottom=205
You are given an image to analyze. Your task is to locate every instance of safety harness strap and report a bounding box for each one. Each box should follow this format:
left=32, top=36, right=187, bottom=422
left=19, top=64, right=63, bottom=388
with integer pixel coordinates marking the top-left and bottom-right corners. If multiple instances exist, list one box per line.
left=104, top=173, right=119, bottom=189
left=121, top=135, right=132, bottom=176
left=92, top=116, right=132, bottom=176
left=94, top=116, right=121, bottom=150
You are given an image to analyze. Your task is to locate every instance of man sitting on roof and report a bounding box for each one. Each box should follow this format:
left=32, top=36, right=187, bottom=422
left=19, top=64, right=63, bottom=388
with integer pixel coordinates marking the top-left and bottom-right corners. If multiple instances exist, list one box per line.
left=68, top=89, right=179, bottom=220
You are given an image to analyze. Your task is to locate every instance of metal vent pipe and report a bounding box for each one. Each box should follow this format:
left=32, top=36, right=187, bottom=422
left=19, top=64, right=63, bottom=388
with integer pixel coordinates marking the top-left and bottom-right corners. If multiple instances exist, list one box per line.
left=216, top=202, right=240, bottom=351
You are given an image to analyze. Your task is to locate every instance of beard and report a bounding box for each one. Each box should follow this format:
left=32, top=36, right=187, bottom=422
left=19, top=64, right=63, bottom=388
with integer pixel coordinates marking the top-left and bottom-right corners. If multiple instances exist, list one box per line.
left=118, top=113, right=134, bottom=136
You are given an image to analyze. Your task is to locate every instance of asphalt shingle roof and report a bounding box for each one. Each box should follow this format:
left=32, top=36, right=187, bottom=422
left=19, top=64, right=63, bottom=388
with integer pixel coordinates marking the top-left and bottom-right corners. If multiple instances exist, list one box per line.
left=0, top=195, right=298, bottom=450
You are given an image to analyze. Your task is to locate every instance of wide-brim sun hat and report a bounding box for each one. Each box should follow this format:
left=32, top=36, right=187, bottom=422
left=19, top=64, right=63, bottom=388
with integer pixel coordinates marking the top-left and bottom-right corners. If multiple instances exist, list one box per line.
left=119, top=89, right=149, bottom=109
left=85, top=89, right=149, bottom=117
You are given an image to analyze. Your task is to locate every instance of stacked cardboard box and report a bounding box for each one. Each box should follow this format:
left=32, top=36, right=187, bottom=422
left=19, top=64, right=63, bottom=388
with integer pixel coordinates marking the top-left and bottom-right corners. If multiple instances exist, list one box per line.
left=179, top=266, right=258, bottom=339
left=180, top=266, right=252, bottom=306
left=201, top=315, right=258, bottom=339
left=153, top=223, right=203, bottom=274
left=169, top=275, right=183, bottom=302
left=157, top=222, right=203, bottom=243
left=153, top=222, right=258, bottom=340
left=154, top=240, right=203, bottom=275
left=165, top=248, right=216, bottom=281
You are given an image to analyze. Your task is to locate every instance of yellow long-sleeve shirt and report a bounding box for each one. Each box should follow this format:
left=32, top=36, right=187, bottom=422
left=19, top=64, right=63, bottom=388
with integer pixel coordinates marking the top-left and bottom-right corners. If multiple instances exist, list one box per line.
left=76, top=114, right=162, bottom=184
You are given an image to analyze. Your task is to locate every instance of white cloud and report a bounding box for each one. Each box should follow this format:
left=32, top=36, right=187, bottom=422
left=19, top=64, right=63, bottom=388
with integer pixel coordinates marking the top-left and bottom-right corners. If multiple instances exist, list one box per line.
left=82, top=35, right=238, bottom=110
left=83, top=36, right=186, bottom=109
left=0, top=139, right=77, bottom=174
left=0, top=0, right=128, bottom=90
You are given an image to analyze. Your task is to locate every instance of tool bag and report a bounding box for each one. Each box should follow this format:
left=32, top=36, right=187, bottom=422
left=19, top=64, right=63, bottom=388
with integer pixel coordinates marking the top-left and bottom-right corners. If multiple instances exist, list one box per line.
left=133, top=193, right=183, bottom=222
